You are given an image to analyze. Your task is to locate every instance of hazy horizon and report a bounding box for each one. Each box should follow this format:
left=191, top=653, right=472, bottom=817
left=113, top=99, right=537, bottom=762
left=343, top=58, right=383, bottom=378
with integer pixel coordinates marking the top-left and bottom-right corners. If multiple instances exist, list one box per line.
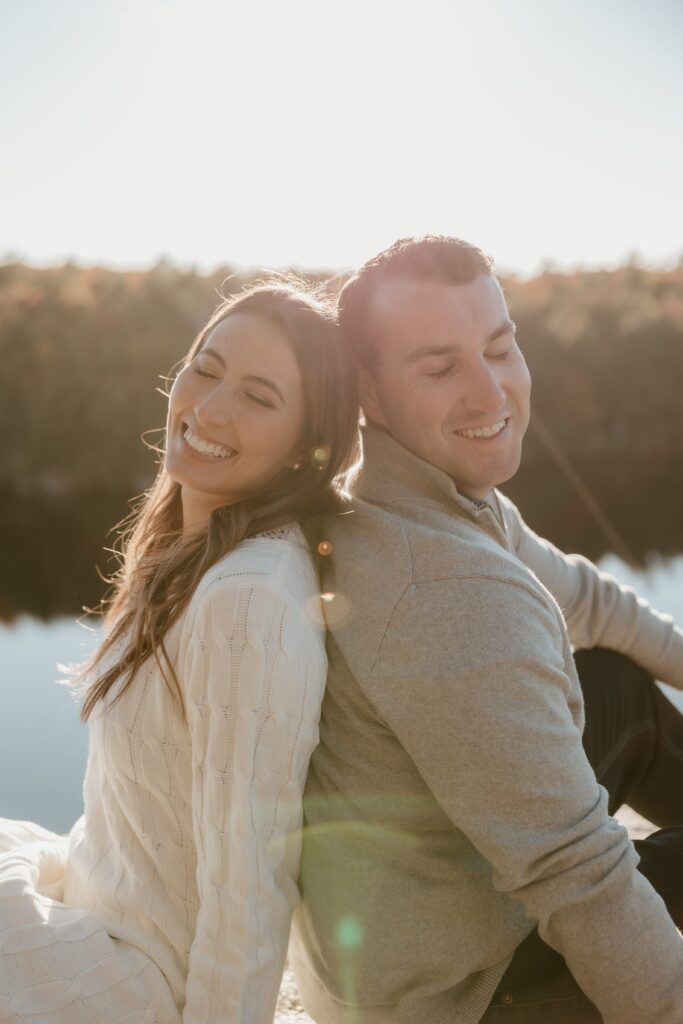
left=2, top=0, right=681, bottom=277
left=2, top=248, right=682, bottom=282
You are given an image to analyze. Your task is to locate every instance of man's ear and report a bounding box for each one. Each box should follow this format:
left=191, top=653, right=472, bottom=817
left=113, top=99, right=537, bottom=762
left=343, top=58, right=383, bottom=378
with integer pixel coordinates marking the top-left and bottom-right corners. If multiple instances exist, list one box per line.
left=358, top=365, right=389, bottom=429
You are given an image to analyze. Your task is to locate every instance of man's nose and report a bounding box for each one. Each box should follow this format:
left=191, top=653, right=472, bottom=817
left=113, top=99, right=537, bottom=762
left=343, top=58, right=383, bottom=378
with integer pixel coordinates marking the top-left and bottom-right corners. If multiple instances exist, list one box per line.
left=463, top=360, right=506, bottom=413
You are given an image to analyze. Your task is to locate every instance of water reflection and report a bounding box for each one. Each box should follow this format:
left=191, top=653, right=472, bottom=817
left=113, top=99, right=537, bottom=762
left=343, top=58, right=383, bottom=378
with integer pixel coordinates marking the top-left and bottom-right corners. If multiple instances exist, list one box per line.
left=0, top=616, right=99, bottom=833
left=2, top=557, right=682, bottom=835
left=2, top=462, right=683, bottom=621
left=0, top=492, right=132, bottom=622
left=504, top=454, right=683, bottom=565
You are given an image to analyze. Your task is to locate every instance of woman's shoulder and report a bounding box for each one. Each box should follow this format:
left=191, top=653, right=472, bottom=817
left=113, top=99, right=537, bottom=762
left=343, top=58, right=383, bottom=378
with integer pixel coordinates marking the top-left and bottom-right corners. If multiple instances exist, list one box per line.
left=189, top=522, right=320, bottom=614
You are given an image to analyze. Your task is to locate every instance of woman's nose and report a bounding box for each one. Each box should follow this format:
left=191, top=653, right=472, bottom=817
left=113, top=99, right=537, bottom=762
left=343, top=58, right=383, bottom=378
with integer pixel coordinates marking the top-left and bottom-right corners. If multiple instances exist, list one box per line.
left=195, top=385, right=232, bottom=427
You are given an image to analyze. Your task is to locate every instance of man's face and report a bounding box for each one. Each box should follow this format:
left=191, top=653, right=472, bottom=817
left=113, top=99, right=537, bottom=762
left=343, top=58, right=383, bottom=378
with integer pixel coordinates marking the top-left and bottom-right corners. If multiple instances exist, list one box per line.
left=361, top=274, right=531, bottom=501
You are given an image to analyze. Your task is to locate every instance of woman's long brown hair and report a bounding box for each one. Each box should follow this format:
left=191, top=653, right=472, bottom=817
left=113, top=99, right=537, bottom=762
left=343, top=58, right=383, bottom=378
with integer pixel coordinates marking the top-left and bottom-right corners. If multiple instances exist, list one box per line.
left=76, top=277, right=360, bottom=721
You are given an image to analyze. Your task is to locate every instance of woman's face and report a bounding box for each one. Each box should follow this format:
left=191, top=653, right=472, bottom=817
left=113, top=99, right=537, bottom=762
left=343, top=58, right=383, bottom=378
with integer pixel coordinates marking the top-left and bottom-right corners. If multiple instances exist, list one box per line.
left=165, top=311, right=307, bottom=532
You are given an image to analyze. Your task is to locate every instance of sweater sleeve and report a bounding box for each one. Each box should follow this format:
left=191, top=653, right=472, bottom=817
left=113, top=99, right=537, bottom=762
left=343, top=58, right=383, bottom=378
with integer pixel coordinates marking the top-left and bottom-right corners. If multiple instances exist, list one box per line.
left=502, top=495, right=683, bottom=690
left=366, top=576, right=683, bottom=1024
left=179, top=575, right=326, bottom=1024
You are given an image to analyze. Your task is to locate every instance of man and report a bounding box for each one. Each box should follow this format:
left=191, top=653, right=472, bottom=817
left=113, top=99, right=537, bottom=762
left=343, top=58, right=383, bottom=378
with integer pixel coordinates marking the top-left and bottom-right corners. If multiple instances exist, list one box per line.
left=290, top=236, right=683, bottom=1023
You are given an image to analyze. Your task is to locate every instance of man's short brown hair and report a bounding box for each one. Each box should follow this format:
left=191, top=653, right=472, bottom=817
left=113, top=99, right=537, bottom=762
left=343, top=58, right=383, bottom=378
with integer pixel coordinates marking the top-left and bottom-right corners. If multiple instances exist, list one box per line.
left=338, top=235, right=493, bottom=371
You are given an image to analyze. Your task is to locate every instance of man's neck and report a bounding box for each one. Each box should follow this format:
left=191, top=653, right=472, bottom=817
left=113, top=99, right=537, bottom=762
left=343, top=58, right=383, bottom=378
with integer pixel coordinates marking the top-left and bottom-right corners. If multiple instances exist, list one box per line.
left=362, top=420, right=495, bottom=507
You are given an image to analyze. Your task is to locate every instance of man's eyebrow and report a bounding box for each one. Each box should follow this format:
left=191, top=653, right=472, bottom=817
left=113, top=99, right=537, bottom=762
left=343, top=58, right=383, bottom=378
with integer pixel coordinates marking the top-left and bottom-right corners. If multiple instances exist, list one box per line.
left=404, top=344, right=458, bottom=365
left=404, top=320, right=517, bottom=365
left=488, top=319, right=516, bottom=343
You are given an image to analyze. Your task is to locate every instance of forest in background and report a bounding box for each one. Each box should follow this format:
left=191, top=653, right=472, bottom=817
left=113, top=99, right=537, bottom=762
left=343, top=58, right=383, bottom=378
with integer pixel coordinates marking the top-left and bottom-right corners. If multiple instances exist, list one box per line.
left=1, top=258, right=682, bottom=619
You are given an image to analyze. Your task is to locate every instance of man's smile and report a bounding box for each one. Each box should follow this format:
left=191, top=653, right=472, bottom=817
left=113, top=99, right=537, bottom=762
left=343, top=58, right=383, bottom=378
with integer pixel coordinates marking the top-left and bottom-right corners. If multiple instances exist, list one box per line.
left=453, top=418, right=509, bottom=441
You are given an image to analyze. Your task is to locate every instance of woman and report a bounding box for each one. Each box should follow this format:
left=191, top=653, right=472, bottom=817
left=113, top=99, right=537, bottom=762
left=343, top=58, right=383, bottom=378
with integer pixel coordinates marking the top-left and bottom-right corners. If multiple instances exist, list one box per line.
left=0, top=279, right=360, bottom=1022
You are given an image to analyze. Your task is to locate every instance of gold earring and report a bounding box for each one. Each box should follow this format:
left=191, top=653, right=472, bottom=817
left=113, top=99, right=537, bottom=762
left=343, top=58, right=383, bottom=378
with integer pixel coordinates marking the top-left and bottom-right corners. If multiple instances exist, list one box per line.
left=310, top=444, right=331, bottom=470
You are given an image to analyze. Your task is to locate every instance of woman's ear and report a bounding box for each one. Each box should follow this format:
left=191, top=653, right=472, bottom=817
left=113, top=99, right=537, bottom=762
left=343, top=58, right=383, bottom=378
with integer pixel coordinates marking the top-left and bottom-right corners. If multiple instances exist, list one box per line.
left=358, top=365, right=389, bottom=429
left=289, top=450, right=305, bottom=471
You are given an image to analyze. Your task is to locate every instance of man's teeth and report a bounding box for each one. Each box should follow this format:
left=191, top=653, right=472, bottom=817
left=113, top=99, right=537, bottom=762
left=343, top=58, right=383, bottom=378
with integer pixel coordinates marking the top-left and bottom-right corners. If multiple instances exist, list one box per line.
left=184, top=427, right=235, bottom=458
left=455, top=419, right=507, bottom=440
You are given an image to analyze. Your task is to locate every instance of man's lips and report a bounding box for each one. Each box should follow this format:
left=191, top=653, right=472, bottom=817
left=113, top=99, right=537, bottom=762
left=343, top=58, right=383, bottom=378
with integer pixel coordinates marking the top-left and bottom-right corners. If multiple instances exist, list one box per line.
left=453, top=418, right=510, bottom=441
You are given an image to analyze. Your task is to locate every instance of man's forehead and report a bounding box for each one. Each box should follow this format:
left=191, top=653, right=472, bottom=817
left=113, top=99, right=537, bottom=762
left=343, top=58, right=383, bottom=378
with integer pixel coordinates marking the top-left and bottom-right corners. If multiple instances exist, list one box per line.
left=370, top=274, right=509, bottom=350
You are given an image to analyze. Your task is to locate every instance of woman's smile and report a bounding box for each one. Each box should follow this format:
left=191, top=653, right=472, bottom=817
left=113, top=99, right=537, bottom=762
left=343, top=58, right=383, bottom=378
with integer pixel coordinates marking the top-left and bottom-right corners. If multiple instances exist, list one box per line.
left=182, top=424, right=238, bottom=459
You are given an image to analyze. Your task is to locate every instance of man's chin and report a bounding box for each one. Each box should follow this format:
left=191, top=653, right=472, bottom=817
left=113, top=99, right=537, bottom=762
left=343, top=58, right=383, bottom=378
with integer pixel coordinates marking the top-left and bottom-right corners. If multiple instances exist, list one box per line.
left=446, top=456, right=522, bottom=499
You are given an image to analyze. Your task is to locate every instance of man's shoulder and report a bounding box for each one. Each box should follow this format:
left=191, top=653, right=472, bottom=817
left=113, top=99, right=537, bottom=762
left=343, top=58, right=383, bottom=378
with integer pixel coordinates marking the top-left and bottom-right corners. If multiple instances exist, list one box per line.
left=322, top=499, right=410, bottom=579
left=494, top=488, right=532, bottom=537
left=321, top=499, right=412, bottom=621
left=320, top=497, right=556, bottom=679
left=323, top=494, right=537, bottom=591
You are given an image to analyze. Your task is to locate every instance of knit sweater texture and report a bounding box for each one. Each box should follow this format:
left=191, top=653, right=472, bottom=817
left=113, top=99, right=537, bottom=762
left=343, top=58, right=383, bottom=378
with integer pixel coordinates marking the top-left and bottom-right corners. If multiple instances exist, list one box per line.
left=290, top=425, right=683, bottom=1024
left=0, top=525, right=326, bottom=1023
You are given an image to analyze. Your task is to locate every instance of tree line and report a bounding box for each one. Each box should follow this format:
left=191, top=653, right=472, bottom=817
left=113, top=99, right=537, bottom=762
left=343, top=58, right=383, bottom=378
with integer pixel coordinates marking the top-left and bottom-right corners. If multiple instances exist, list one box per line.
left=0, top=257, right=681, bottom=567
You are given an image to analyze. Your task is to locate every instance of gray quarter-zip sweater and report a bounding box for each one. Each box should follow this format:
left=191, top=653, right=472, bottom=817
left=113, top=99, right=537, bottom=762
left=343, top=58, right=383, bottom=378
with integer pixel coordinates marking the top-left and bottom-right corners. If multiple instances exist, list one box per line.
left=291, top=424, right=683, bottom=1024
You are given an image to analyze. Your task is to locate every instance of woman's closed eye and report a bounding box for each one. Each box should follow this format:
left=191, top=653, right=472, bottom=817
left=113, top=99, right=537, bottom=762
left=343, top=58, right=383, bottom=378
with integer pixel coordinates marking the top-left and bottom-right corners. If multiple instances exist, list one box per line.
left=246, top=391, right=276, bottom=409
left=193, top=362, right=218, bottom=379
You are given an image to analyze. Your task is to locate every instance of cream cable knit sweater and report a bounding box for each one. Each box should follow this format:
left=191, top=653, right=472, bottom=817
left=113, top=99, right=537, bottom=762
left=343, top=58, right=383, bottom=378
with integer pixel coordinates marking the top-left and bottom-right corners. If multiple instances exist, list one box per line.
left=0, top=525, right=326, bottom=1023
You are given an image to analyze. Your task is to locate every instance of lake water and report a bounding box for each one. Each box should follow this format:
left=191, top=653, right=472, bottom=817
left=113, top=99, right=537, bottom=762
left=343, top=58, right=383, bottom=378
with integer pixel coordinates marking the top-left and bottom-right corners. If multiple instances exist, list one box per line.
left=2, top=555, right=683, bottom=835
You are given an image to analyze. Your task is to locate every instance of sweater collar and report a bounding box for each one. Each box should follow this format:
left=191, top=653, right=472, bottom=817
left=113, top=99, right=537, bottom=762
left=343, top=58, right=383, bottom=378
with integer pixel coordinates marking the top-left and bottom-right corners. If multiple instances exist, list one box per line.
left=355, top=423, right=498, bottom=521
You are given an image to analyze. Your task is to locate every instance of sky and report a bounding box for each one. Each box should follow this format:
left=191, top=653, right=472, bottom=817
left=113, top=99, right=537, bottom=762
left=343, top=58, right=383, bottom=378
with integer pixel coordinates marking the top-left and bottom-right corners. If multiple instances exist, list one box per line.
left=1, top=0, right=681, bottom=276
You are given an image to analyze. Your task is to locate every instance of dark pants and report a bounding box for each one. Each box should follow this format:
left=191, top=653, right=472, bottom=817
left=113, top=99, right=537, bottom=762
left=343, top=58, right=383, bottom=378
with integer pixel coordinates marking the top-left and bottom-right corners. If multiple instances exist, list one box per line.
left=480, top=648, right=683, bottom=1023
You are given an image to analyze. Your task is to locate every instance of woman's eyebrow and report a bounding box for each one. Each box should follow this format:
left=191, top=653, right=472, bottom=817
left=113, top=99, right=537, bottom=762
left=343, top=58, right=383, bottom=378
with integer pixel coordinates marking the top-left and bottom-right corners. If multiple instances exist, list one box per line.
left=197, top=350, right=286, bottom=404
left=199, top=345, right=226, bottom=367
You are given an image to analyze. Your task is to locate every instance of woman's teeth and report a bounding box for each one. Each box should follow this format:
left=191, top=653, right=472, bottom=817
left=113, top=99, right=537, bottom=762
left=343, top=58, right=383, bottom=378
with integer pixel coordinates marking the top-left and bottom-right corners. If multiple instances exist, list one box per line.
left=455, top=419, right=507, bottom=440
left=184, top=427, right=235, bottom=458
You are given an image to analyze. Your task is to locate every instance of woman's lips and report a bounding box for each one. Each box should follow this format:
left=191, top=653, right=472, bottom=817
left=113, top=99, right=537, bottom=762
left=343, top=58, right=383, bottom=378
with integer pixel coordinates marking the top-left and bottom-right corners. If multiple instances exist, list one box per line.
left=181, top=424, right=237, bottom=459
